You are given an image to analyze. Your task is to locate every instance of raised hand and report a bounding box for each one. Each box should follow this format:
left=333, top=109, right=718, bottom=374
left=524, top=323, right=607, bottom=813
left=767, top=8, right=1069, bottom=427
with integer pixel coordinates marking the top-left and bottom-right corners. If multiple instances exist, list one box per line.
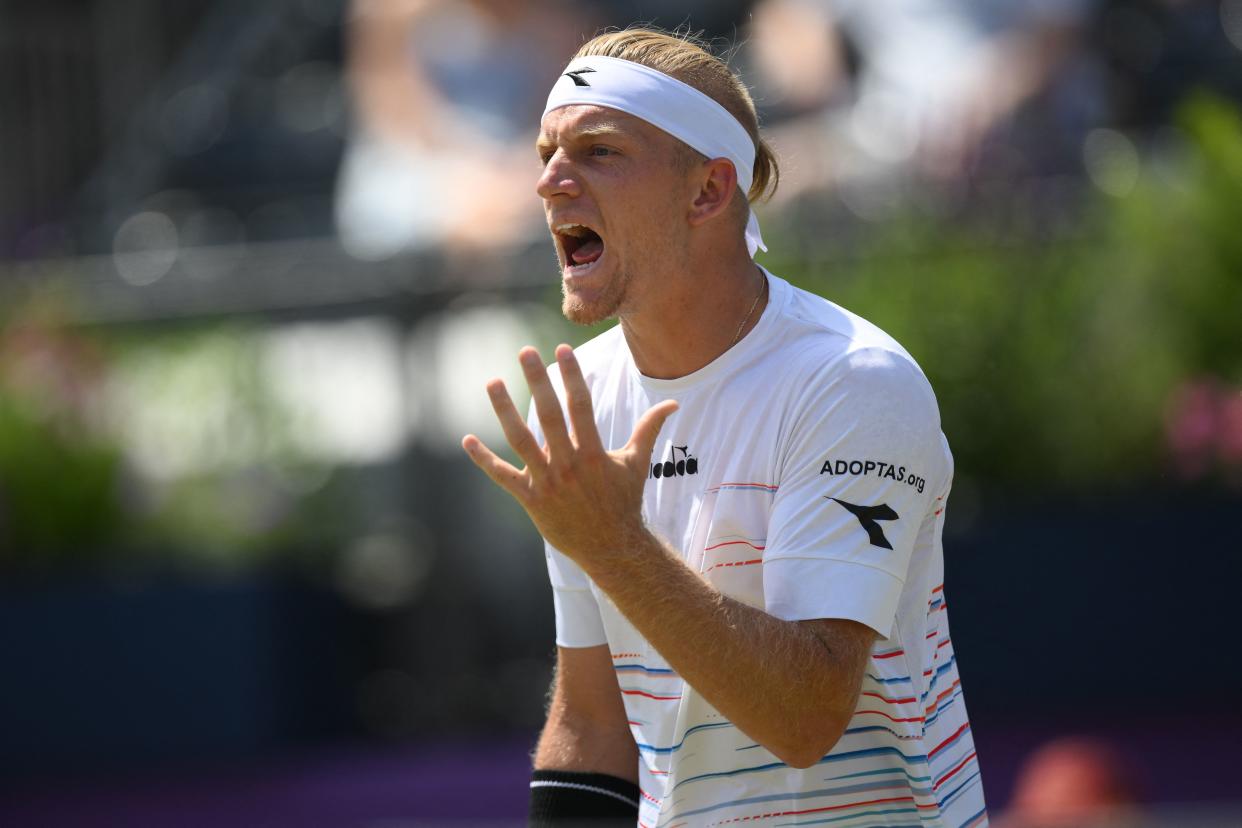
left=461, top=344, right=678, bottom=565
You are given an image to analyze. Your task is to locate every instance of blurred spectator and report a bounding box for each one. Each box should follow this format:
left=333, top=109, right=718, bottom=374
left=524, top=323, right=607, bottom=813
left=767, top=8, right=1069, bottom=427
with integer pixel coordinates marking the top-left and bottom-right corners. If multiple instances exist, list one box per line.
left=997, top=737, right=1142, bottom=828
left=334, top=0, right=600, bottom=259
left=746, top=0, right=1101, bottom=204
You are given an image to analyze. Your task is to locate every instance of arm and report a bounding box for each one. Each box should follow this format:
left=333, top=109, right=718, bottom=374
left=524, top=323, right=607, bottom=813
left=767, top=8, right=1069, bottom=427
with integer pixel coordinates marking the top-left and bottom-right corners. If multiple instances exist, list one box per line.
left=584, top=534, right=876, bottom=769
left=464, top=345, right=877, bottom=769
left=535, top=644, right=639, bottom=781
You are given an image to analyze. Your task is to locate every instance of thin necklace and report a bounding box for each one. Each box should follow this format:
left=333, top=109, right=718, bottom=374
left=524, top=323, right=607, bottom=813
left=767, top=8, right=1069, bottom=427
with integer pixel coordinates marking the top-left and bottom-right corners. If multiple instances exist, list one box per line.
left=731, top=271, right=767, bottom=346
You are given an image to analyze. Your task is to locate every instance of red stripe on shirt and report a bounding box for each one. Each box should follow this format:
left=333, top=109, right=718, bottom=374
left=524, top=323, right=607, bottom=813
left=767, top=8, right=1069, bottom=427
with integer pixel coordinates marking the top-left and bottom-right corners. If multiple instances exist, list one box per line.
left=703, top=558, right=763, bottom=574
left=856, top=709, right=925, bottom=723
left=704, top=539, right=766, bottom=552
left=925, top=679, right=963, bottom=715
left=861, top=691, right=918, bottom=705
left=712, top=794, right=940, bottom=825
left=933, top=750, right=978, bottom=791
left=622, top=689, right=682, bottom=701
left=929, top=722, right=971, bottom=758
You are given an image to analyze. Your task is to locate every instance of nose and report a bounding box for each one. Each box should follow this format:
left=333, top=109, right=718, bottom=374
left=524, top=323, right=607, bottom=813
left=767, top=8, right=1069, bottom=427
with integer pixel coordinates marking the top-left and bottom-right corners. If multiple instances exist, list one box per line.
left=536, top=150, right=582, bottom=201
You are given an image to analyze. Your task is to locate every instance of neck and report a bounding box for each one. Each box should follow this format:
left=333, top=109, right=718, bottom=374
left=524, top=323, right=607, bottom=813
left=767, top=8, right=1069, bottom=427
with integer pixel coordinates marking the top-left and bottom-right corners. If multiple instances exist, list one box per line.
left=620, top=244, right=767, bottom=380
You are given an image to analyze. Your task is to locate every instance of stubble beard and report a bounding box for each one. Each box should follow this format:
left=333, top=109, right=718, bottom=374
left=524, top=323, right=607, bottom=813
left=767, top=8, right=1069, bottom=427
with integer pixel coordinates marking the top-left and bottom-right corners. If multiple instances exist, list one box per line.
left=560, top=263, right=631, bottom=326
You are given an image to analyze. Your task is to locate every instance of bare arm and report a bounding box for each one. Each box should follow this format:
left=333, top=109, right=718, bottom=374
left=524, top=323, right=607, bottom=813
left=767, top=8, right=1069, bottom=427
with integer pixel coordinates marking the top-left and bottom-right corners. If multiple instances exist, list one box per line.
left=534, top=644, right=639, bottom=781
left=464, top=345, right=877, bottom=769
left=583, top=531, right=876, bottom=768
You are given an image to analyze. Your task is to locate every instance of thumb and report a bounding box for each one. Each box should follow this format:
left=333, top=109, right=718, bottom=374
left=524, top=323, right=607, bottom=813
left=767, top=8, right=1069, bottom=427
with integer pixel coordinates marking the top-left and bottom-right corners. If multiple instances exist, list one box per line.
left=626, top=399, right=679, bottom=465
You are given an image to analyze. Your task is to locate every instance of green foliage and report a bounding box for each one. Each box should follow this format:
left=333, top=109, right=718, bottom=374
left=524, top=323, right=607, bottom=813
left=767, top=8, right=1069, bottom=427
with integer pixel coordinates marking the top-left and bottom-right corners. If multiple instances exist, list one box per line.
left=105, top=326, right=326, bottom=566
left=0, top=320, right=334, bottom=574
left=0, top=396, right=124, bottom=565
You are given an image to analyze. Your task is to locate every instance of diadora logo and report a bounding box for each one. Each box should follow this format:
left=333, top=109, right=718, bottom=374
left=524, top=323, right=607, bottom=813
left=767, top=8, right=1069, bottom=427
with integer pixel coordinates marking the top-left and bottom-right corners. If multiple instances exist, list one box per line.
left=650, top=445, right=698, bottom=479
left=826, top=497, right=899, bottom=550
left=563, top=67, right=596, bottom=87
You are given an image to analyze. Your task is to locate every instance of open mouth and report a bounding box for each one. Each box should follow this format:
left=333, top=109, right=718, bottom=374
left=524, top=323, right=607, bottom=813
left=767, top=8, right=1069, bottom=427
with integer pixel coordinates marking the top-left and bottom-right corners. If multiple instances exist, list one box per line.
left=554, top=223, right=605, bottom=272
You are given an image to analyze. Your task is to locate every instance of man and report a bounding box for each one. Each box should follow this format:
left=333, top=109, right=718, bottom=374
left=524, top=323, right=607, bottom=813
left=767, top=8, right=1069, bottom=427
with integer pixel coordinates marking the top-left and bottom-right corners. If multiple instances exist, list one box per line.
left=462, top=28, right=988, bottom=828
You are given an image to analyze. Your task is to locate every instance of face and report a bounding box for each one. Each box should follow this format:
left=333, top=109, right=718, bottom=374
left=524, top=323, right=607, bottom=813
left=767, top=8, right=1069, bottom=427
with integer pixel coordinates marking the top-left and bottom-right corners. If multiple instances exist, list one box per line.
left=536, top=105, right=691, bottom=325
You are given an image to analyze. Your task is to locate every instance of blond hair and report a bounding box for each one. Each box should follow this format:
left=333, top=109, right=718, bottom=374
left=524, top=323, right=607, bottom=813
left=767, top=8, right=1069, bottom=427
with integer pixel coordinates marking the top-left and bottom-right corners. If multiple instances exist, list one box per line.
left=574, top=27, right=779, bottom=204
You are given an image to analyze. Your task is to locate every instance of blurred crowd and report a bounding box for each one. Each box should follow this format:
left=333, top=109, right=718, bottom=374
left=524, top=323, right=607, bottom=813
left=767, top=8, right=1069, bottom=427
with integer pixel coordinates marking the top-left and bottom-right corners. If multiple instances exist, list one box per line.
left=335, top=0, right=1242, bottom=255
left=5, top=0, right=1242, bottom=264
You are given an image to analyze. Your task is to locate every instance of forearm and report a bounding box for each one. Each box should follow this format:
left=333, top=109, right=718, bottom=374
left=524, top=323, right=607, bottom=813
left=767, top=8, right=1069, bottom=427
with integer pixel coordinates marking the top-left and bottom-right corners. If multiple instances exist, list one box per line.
left=531, top=712, right=640, bottom=826
left=533, top=651, right=640, bottom=782
left=534, top=709, right=639, bottom=782
left=580, top=527, right=865, bottom=768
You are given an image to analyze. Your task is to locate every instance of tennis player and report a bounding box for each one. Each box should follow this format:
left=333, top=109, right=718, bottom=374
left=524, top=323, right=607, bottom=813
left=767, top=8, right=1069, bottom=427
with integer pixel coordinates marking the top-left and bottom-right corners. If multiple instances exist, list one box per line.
left=462, top=27, right=988, bottom=828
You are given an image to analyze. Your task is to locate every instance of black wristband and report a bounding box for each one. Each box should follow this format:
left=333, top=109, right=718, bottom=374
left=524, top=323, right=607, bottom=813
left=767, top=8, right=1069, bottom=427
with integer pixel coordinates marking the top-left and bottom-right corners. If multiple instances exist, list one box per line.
left=529, top=769, right=640, bottom=826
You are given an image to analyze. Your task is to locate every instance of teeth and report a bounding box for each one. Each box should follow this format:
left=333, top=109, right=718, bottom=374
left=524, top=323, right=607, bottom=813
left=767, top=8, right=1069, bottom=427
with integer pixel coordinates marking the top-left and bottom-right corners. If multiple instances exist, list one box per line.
left=555, top=223, right=590, bottom=237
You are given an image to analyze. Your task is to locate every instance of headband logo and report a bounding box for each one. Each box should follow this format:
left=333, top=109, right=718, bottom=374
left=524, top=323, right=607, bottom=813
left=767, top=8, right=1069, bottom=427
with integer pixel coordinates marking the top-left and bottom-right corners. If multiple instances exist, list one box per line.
left=563, top=67, right=596, bottom=87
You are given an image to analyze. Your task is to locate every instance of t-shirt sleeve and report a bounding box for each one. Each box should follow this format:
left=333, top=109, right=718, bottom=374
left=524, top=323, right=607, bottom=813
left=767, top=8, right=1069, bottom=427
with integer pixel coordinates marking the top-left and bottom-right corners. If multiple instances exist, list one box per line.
left=763, top=347, right=947, bottom=639
left=527, top=388, right=608, bottom=649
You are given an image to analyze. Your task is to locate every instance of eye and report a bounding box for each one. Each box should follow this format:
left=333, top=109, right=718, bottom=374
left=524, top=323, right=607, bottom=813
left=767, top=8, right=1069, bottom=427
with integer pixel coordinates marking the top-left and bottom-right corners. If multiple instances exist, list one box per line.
left=539, top=151, right=554, bottom=166
left=589, top=145, right=615, bottom=158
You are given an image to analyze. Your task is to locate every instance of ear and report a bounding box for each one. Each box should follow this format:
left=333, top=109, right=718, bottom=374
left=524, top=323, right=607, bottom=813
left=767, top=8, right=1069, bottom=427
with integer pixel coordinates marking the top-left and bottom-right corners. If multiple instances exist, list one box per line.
left=686, top=157, right=740, bottom=228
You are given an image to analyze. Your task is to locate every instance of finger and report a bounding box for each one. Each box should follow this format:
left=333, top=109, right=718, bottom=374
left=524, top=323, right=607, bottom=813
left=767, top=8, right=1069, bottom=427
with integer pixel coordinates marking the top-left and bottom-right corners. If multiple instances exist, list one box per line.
left=462, top=434, right=530, bottom=500
left=486, top=378, right=546, bottom=470
left=520, top=347, right=574, bottom=459
left=555, top=344, right=603, bottom=453
left=626, top=399, right=680, bottom=468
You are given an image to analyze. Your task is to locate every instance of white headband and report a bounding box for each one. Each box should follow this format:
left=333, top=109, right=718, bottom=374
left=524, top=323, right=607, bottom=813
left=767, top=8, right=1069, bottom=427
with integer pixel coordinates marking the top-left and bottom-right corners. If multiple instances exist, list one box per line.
left=543, top=55, right=767, bottom=258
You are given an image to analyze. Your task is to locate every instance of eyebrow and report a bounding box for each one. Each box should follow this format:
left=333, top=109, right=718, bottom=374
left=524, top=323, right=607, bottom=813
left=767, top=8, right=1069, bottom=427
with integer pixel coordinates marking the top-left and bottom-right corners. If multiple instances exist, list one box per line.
left=535, top=121, right=628, bottom=154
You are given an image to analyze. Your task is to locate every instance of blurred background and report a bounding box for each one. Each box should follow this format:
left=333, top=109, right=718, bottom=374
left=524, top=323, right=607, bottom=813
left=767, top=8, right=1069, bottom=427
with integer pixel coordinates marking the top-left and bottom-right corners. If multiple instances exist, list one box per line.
left=1, top=0, right=1241, bottom=825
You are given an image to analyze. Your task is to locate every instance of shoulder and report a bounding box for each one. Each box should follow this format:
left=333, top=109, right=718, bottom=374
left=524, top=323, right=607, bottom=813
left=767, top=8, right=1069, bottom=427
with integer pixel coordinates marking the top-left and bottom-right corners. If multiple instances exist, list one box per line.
left=774, top=277, right=917, bottom=365
left=764, top=277, right=937, bottom=422
left=772, top=344, right=951, bottom=494
left=781, top=347, right=942, bottom=455
left=826, top=349, right=942, bottom=445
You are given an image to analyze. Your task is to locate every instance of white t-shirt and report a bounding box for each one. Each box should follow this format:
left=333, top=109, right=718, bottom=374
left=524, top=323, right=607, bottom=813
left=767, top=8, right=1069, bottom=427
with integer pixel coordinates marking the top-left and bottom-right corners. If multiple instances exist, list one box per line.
left=535, top=270, right=988, bottom=828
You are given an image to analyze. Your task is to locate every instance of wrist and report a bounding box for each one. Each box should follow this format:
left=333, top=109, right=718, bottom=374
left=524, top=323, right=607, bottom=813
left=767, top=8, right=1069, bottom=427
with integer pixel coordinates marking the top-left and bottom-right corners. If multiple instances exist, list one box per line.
left=529, top=769, right=639, bottom=826
left=578, top=522, right=664, bottom=589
